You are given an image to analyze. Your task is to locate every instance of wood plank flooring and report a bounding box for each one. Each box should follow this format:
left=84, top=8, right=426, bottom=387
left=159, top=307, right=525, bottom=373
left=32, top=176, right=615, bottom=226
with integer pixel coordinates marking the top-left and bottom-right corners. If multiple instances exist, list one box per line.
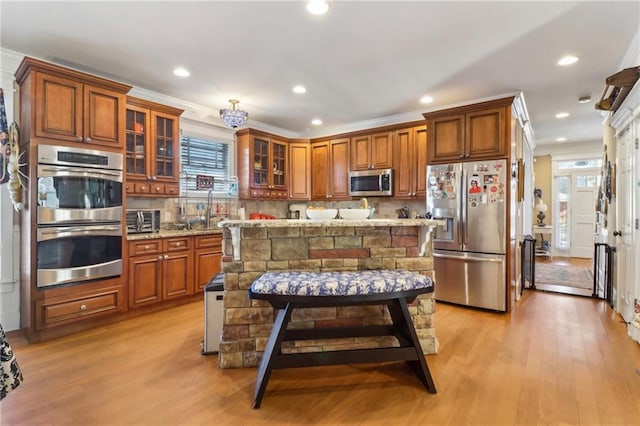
left=1, top=289, right=639, bottom=425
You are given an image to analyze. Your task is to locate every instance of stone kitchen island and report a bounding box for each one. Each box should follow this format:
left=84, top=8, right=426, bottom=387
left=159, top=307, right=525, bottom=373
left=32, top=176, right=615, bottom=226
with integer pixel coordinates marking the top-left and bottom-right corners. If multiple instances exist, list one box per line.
left=217, top=218, right=442, bottom=368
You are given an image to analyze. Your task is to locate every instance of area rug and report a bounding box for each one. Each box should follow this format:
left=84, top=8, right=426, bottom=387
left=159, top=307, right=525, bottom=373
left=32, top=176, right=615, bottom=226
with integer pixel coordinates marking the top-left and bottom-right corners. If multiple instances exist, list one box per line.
left=535, top=262, right=593, bottom=290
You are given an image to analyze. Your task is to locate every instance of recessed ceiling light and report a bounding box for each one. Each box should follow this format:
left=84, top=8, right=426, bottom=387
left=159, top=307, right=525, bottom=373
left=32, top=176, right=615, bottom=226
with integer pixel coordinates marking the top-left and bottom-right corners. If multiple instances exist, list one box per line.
left=420, top=95, right=434, bottom=104
left=311, top=118, right=322, bottom=126
left=578, top=96, right=591, bottom=104
left=293, top=85, right=307, bottom=94
left=307, top=0, right=329, bottom=15
left=555, top=112, right=570, bottom=119
left=173, top=67, right=190, bottom=77
left=557, top=55, right=579, bottom=66
left=556, top=137, right=567, bottom=142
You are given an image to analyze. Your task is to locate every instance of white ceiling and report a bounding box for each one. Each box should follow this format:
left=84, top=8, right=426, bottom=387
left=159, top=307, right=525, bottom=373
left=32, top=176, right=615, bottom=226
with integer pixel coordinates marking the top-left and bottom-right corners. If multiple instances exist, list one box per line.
left=1, top=1, right=639, bottom=146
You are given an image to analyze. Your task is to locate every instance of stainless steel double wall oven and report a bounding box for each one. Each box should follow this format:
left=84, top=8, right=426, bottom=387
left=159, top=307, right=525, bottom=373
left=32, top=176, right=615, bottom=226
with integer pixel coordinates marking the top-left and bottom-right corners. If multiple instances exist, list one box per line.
left=36, top=145, right=124, bottom=288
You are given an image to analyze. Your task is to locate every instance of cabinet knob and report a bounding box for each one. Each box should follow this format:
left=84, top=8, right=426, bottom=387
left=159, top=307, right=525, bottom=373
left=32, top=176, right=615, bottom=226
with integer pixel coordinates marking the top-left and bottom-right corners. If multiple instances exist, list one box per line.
left=152, top=176, right=157, bottom=181
left=459, top=154, right=464, bottom=159
left=158, top=255, right=163, bottom=260
left=147, top=176, right=152, bottom=181
left=80, top=304, right=87, bottom=311
left=76, top=136, right=83, bottom=142
left=144, top=245, right=150, bottom=250
left=613, top=230, right=622, bottom=237
left=85, top=137, right=92, bottom=143
left=164, top=254, right=169, bottom=260
left=175, top=242, right=181, bottom=247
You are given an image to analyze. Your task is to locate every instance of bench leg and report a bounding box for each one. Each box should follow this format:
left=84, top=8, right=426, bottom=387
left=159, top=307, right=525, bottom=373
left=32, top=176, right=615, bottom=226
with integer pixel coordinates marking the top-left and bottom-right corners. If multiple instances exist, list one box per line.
left=388, top=298, right=437, bottom=393
left=253, top=302, right=294, bottom=409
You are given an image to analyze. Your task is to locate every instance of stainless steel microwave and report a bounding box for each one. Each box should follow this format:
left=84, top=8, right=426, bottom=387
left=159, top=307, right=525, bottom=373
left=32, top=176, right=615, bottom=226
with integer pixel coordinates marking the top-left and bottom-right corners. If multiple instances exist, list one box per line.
left=348, top=168, right=393, bottom=196
left=126, top=209, right=161, bottom=234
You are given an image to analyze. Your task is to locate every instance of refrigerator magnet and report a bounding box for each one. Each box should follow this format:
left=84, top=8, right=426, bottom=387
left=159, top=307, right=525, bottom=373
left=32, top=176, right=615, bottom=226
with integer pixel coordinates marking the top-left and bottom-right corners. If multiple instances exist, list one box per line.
left=469, top=177, right=482, bottom=193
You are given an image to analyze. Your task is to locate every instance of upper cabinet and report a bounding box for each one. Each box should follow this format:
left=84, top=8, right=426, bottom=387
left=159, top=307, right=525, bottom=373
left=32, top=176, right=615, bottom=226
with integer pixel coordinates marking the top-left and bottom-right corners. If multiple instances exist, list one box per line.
left=394, top=125, right=427, bottom=199
left=125, top=97, right=183, bottom=197
left=236, top=129, right=288, bottom=200
left=311, top=138, right=350, bottom=201
left=15, top=57, right=131, bottom=149
left=350, top=131, right=393, bottom=170
left=424, top=97, right=514, bottom=164
left=289, top=141, right=311, bottom=200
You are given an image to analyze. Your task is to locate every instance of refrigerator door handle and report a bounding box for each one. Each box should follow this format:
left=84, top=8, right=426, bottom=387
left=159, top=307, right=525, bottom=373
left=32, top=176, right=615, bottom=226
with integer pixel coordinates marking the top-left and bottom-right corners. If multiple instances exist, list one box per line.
left=460, top=167, right=466, bottom=246
left=433, top=252, right=504, bottom=263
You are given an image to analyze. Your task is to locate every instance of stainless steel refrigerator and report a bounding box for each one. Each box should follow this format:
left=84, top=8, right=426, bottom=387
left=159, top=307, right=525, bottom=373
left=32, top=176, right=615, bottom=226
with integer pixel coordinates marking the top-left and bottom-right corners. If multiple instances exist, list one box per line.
left=426, top=160, right=507, bottom=311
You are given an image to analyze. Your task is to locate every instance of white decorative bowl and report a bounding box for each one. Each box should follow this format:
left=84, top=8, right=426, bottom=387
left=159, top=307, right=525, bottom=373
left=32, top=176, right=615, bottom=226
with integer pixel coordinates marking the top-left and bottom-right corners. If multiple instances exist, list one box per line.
left=339, top=208, right=371, bottom=220
left=306, top=209, right=338, bottom=220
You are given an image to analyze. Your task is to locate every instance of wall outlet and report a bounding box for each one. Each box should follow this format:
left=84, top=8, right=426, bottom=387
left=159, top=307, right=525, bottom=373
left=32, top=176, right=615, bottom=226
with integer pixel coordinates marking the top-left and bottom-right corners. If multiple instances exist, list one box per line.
left=164, top=211, right=172, bottom=222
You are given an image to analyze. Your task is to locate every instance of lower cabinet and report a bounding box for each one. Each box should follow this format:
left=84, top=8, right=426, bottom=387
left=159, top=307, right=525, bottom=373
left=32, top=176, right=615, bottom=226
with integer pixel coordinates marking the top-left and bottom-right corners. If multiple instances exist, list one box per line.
left=34, top=283, right=125, bottom=330
left=128, top=236, right=194, bottom=308
left=194, top=234, right=223, bottom=292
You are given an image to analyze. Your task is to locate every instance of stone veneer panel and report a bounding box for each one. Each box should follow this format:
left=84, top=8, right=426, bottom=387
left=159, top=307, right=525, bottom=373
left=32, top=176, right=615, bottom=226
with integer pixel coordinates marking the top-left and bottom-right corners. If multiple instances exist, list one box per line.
left=218, top=221, right=439, bottom=369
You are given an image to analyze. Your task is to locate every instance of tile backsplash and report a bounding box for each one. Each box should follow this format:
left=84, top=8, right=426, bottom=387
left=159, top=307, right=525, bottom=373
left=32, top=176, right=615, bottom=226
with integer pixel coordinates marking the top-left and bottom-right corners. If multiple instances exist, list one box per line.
left=126, top=197, right=428, bottom=223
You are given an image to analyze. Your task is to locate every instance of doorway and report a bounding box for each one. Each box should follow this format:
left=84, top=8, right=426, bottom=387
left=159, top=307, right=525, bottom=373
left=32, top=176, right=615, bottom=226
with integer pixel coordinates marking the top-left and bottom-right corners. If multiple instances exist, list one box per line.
left=532, top=159, right=601, bottom=296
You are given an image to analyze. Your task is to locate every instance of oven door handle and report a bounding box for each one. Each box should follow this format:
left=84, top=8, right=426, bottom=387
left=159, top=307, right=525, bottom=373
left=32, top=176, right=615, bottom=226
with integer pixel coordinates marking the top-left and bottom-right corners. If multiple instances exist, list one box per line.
left=38, top=166, right=123, bottom=180
left=37, top=226, right=122, bottom=241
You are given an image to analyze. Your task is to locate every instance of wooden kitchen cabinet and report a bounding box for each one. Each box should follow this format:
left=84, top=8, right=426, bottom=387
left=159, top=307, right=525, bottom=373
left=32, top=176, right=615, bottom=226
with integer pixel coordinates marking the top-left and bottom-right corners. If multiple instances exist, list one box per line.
left=236, top=129, right=289, bottom=200
left=424, top=97, right=513, bottom=164
left=288, top=142, right=311, bottom=200
left=34, top=282, right=125, bottom=331
left=394, top=125, right=427, bottom=199
left=15, top=56, right=131, bottom=149
left=124, top=97, right=183, bottom=197
left=128, top=237, right=194, bottom=308
left=311, top=138, right=350, bottom=200
left=350, top=131, right=393, bottom=170
left=194, top=234, right=223, bottom=292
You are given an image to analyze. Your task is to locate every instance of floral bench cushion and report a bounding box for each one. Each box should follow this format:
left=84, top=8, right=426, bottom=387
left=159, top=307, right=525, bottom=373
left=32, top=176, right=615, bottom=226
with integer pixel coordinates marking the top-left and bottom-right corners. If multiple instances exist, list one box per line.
left=250, top=270, right=433, bottom=297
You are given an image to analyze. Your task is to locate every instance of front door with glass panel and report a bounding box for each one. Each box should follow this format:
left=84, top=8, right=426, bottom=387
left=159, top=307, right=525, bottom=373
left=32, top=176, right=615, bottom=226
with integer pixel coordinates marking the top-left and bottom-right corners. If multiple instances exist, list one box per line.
left=570, top=171, right=599, bottom=258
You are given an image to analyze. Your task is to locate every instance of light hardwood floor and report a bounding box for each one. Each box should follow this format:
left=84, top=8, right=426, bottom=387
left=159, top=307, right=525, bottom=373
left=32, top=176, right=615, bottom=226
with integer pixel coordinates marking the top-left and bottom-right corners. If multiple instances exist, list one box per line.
left=1, top=290, right=639, bottom=425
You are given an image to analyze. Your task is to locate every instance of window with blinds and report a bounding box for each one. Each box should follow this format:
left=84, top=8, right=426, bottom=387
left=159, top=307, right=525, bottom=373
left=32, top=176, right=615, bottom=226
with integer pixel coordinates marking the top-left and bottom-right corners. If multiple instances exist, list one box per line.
left=180, top=136, right=230, bottom=194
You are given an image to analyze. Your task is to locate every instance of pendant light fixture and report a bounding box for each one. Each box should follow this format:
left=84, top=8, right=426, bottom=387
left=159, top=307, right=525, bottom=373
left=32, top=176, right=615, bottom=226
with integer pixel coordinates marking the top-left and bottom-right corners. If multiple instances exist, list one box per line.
left=219, top=99, right=248, bottom=129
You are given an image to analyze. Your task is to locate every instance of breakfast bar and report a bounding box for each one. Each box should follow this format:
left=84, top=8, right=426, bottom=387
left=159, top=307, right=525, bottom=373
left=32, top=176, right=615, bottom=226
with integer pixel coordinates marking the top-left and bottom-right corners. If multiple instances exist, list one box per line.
left=217, top=218, right=441, bottom=369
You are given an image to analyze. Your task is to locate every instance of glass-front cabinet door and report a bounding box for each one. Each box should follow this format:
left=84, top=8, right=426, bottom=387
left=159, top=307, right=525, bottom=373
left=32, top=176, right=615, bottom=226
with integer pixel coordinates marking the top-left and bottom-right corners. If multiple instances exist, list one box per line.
left=152, top=112, right=177, bottom=181
left=271, top=140, right=287, bottom=188
left=252, top=137, right=270, bottom=187
left=125, top=106, right=150, bottom=178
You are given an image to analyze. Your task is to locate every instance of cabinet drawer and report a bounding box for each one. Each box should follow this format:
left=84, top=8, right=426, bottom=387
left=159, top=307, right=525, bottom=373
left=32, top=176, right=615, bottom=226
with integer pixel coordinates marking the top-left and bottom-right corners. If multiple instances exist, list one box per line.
left=164, top=184, right=179, bottom=196
left=36, top=289, right=121, bottom=329
left=135, top=182, right=151, bottom=193
left=195, top=234, right=222, bottom=250
left=151, top=183, right=164, bottom=195
left=164, top=237, right=191, bottom=252
left=129, top=240, right=162, bottom=256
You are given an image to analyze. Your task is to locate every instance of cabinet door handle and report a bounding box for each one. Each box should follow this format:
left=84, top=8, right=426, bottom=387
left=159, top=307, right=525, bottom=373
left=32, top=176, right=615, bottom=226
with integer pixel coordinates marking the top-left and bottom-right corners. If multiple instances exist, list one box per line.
left=85, top=137, right=92, bottom=143
left=613, top=230, right=622, bottom=237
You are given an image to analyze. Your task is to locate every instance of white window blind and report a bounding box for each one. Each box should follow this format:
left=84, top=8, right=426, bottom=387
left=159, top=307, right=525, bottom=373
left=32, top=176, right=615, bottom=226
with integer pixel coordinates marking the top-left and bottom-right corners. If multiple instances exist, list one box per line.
left=180, top=136, right=230, bottom=194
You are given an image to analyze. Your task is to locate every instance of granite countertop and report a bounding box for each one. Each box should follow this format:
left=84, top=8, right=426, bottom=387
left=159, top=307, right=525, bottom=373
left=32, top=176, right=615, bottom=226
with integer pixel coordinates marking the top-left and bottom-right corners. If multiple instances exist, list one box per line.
left=126, top=228, right=223, bottom=241
left=218, top=218, right=443, bottom=228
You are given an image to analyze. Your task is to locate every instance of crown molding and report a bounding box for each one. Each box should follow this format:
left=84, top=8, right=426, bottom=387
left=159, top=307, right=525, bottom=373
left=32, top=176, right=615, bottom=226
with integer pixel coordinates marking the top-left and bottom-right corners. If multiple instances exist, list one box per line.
left=0, top=48, right=24, bottom=82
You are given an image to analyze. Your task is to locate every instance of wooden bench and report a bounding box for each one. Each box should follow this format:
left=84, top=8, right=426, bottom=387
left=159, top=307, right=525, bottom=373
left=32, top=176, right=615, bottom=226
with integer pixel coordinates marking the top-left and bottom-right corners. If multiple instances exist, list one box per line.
left=248, top=269, right=437, bottom=408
